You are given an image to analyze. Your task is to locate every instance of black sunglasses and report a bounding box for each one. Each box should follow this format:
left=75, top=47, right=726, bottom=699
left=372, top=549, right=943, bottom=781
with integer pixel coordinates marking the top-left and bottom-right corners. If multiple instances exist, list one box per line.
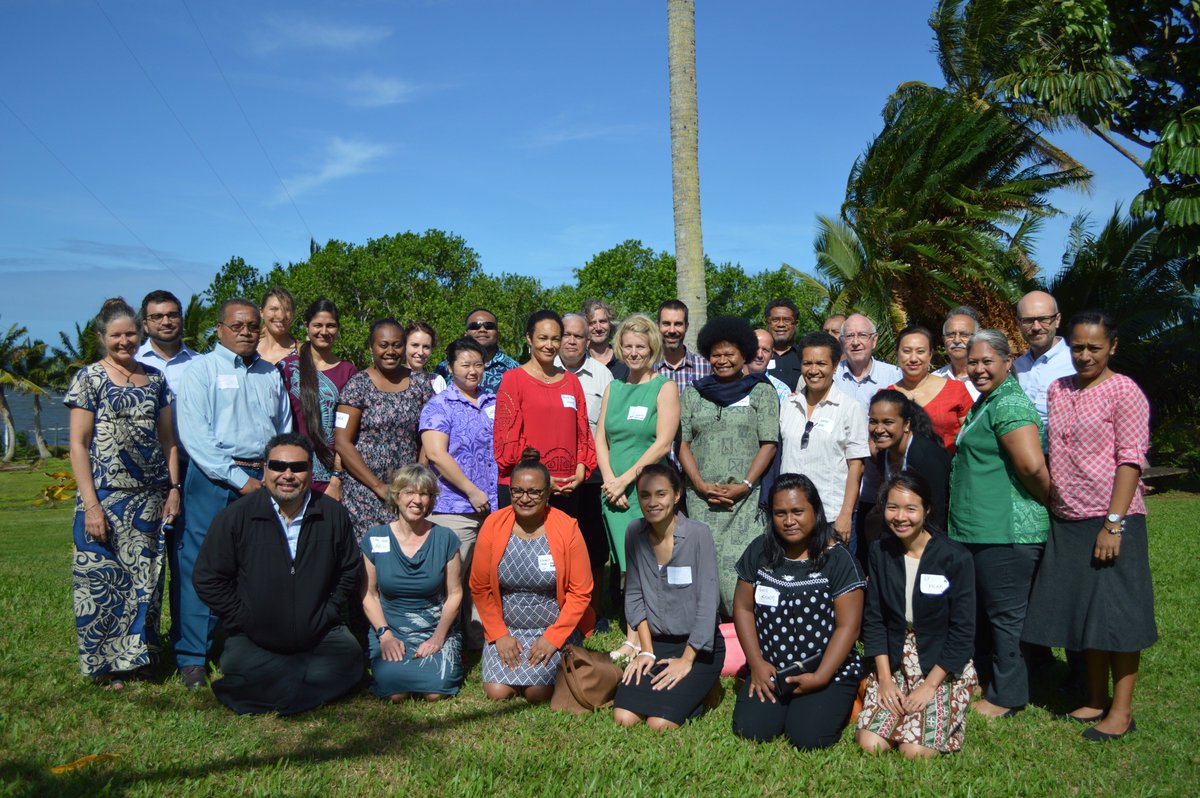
left=467, top=321, right=498, bottom=331
left=800, top=420, right=815, bottom=450
left=267, top=459, right=311, bottom=473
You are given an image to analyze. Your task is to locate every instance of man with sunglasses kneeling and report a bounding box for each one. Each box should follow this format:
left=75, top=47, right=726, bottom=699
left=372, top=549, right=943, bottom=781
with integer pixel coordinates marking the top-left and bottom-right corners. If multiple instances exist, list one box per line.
left=193, top=433, right=363, bottom=715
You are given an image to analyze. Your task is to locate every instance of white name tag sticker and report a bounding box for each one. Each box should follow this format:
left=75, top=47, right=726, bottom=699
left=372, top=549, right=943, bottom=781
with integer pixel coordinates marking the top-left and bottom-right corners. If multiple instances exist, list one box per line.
left=484, top=406, right=496, bottom=420
left=813, top=416, right=834, bottom=431
left=561, top=394, right=577, bottom=409
left=537, top=554, right=556, bottom=572
left=334, top=411, right=350, bottom=429
left=369, top=536, right=391, bottom=553
left=729, top=395, right=751, bottom=408
left=768, top=359, right=777, bottom=369
left=667, top=566, right=693, bottom=586
left=627, top=405, right=648, bottom=421
left=217, top=374, right=238, bottom=390
left=920, top=574, right=950, bottom=595
left=754, top=584, right=780, bottom=607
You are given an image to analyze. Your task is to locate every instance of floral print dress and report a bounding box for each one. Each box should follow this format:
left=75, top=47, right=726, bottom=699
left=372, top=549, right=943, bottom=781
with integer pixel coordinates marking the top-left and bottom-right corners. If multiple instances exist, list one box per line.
left=64, top=363, right=171, bottom=678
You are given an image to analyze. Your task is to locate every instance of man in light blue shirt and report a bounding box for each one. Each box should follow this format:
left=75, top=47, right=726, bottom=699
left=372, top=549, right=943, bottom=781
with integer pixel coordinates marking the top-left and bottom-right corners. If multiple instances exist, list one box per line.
left=134, top=289, right=199, bottom=644
left=1012, top=290, right=1076, bottom=430
left=173, top=298, right=292, bottom=688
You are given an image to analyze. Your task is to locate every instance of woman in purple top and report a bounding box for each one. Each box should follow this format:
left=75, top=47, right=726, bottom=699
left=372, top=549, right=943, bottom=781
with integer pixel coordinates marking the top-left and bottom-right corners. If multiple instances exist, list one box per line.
left=420, top=336, right=499, bottom=649
left=278, top=298, right=358, bottom=497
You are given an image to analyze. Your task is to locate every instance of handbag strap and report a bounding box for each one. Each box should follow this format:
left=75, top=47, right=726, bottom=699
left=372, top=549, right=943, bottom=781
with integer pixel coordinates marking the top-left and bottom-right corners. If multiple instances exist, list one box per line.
left=562, top=647, right=614, bottom=711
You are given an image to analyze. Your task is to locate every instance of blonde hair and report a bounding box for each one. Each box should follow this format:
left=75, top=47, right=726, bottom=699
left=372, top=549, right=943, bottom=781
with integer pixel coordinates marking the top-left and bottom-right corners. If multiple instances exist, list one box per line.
left=386, top=464, right=440, bottom=512
left=614, top=313, right=663, bottom=366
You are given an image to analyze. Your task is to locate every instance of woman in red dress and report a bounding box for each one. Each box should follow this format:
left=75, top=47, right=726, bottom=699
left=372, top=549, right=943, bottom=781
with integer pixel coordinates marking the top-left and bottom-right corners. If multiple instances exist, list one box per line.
left=889, top=326, right=972, bottom=453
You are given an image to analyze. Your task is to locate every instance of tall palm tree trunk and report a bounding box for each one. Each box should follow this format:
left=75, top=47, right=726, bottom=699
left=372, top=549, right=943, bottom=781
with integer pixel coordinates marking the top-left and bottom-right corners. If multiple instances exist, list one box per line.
left=667, top=0, right=706, bottom=346
left=0, top=388, right=16, bottom=463
left=31, top=394, right=52, bottom=459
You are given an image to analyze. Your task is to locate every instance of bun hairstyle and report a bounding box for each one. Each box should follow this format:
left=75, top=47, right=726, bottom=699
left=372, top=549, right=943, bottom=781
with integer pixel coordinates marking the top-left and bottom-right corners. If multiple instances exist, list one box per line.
left=298, top=298, right=340, bottom=470
left=96, top=297, right=138, bottom=336
left=511, top=447, right=551, bottom=488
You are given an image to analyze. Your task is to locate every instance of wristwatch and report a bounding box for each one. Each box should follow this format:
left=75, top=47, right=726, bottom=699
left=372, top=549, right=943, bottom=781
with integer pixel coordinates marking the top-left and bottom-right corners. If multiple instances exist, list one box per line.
left=1104, top=513, right=1124, bottom=535
left=742, top=479, right=753, bottom=491
left=376, top=625, right=389, bottom=638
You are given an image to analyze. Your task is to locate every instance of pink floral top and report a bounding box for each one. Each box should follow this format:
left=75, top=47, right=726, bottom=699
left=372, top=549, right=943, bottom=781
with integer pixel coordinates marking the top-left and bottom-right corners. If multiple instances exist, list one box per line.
left=1047, top=373, right=1149, bottom=520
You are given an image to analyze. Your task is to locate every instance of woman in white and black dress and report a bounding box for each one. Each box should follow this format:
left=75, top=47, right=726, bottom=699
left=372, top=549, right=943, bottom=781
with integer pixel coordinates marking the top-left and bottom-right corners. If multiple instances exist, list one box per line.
left=731, top=473, right=866, bottom=750
left=613, top=464, right=723, bottom=730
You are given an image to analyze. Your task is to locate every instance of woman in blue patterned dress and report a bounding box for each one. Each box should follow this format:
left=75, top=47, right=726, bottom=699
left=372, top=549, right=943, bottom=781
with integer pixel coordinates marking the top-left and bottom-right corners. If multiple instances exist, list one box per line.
left=66, top=298, right=180, bottom=689
left=361, top=464, right=464, bottom=701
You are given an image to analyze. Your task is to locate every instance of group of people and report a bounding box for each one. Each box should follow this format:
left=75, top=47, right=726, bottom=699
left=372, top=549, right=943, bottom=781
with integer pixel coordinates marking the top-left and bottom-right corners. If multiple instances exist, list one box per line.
left=66, top=284, right=1155, bottom=753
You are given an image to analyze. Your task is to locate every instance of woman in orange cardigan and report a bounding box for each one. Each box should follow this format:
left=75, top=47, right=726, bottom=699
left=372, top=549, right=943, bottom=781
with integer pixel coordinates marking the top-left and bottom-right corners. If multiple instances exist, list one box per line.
left=470, top=448, right=596, bottom=702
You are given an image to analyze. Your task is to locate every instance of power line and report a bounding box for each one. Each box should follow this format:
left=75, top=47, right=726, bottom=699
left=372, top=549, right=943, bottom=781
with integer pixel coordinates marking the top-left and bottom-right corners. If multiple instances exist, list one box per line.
left=177, top=0, right=316, bottom=243
left=92, top=0, right=284, bottom=264
left=0, top=94, right=198, bottom=294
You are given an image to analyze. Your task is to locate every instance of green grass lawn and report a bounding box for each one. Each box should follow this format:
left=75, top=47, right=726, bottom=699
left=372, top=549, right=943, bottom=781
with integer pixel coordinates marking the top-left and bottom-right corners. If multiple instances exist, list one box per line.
left=1, top=467, right=1197, bottom=797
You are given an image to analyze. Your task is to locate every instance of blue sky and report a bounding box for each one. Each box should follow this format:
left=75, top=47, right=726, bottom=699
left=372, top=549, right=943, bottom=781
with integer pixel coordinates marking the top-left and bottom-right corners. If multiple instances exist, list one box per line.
left=1, top=0, right=1149, bottom=344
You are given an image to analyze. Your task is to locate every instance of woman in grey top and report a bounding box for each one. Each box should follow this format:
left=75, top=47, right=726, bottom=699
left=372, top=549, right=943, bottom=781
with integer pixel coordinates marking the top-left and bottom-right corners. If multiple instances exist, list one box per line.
left=613, top=464, right=724, bottom=730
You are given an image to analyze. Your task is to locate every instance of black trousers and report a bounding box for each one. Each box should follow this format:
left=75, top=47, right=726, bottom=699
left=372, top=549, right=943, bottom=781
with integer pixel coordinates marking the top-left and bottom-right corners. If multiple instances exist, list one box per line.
left=732, top=676, right=859, bottom=750
left=212, top=625, right=363, bottom=716
left=967, top=542, right=1043, bottom=708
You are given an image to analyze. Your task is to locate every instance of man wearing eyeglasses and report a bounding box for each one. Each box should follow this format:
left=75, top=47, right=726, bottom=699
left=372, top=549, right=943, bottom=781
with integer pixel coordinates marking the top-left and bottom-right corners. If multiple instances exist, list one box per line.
left=932, top=306, right=981, bottom=401
left=1012, top=290, right=1075, bottom=430
left=174, top=297, right=292, bottom=689
left=193, top=433, right=362, bottom=715
left=136, top=290, right=200, bottom=647
left=434, top=308, right=520, bottom=394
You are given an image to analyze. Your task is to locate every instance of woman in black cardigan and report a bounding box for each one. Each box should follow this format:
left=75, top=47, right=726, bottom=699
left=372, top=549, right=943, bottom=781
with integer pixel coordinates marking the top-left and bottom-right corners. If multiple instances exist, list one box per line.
left=856, top=472, right=977, bottom=758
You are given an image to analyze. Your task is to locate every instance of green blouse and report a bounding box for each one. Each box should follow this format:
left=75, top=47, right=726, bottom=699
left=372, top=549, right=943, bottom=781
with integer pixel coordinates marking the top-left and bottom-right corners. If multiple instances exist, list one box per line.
left=948, top=374, right=1049, bottom=545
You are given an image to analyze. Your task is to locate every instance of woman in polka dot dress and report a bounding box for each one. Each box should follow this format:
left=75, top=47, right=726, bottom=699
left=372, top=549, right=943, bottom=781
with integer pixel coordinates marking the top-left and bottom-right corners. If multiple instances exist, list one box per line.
left=730, top=473, right=866, bottom=750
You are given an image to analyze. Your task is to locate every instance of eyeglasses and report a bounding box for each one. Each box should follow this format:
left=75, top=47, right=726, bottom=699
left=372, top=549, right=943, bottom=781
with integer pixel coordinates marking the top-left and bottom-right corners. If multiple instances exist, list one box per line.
left=1018, top=314, right=1058, bottom=327
left=266, top=459, right=310, bottom=473
left=219, top=321, right=262, bottom=334
left=509, top=487, right=546, bottom=499
left=467, top=321, right=498, bottom=331
left=840, top=332, right=875, bottom=341
left=800, top=420, right=815, bottom=450
left=145, top=311, right=182, bottom=322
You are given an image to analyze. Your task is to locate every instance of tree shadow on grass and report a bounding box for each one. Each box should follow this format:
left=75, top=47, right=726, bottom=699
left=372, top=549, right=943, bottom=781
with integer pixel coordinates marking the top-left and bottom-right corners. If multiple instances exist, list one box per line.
left=1, top=695, right=535, bottom=797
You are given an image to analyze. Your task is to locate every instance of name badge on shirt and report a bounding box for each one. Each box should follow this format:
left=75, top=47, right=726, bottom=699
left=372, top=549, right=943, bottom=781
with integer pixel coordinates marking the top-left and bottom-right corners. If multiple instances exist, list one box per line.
left=369, top=536, right=391, bottom=553
left=627, top=405, right=648, bottom=421
left=729, top=395, right=751, bottom=408
left=217, top=374, right=238, bottom=390
left=667, top=566, right=692, bottom=586
left=334, top=411, right=350, bottom=429
left=920, top=574, right=950, bottom=595
left=754, top=584, right=780, bottom=607
left=537, top=554, right=556, bottom=572
left=768, top=359, right=777, bottom=369
left=561, top=394, right=577, bottom=409
left=813, top=417, right=833, bottom=431
left=484, top=406, right=496, bottom=420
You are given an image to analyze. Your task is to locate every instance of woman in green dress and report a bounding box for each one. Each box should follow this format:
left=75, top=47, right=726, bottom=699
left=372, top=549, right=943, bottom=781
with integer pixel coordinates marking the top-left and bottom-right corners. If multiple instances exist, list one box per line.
left=596, top=314, right=679, bottom=660
left=678, top=316, right=779, bottom=617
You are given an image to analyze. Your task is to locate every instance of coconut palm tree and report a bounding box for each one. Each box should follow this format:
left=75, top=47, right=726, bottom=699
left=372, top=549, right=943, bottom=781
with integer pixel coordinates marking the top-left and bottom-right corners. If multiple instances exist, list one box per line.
left=13, top=339, right=54, bottom=459
left=181, top=293, right=217, bottom=353
left=0, top=321, right=48, bottom=462
left=667, top=0, right=706, bottom=345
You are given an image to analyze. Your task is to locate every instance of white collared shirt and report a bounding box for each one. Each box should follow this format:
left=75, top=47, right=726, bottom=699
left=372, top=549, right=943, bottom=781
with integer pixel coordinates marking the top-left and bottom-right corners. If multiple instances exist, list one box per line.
left=135, top=340, right=198, bottom=398
left=555, top=353, right=613, bottom=435
left=270, top=491, right=312, bottom=560
left=1013, top=337, right=1075, bottom=427
left=779, top=383, right=870, bottom=519
left=933, top=364, right=981, bottom=400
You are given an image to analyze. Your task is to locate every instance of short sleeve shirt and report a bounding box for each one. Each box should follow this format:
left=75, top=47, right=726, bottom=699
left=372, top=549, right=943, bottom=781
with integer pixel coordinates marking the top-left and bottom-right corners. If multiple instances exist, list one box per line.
left=779, top=383, right=869, bottom=519
left=735, top=537, right=865, bottom=682
left=419, top=384, right=499, bottom=514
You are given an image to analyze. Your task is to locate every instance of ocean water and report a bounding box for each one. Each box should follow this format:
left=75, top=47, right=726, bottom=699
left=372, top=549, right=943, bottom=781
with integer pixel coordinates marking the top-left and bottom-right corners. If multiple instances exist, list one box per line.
left=1, top=390, right=71, bottom=448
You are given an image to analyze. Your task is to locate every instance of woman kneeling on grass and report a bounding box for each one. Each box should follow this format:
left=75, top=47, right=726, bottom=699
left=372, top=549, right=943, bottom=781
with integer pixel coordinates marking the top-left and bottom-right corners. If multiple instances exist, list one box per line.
left=613, top=464, right=724, bottom=731
left=857, top=473, right=977, bottom=758
left=731, top=473, right=866, bottom=750
left=361, top=464, right=464, bottom=702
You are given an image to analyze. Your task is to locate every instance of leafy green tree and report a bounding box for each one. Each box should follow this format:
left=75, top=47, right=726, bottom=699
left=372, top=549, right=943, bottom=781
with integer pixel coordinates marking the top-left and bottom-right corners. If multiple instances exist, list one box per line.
left=205, top=256, right=269, bottom=308
left=570, top=240, right=678, bottom=321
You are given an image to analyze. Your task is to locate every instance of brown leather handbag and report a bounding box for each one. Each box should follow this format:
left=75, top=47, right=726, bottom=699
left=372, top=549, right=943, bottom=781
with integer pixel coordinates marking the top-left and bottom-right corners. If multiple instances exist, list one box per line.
left=550, top=645, right=623, bottom=714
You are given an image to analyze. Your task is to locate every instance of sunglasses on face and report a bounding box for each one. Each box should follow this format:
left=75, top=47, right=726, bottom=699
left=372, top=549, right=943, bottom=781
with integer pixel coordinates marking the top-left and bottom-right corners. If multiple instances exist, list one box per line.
left=267, top=459, right=311, bottom=473
left=467, top=321, right=498, bottom=331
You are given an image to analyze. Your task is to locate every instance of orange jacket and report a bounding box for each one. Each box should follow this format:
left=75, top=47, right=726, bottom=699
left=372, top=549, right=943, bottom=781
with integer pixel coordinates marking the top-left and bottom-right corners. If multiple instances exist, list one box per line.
left=469, top=505, right=595, bottom=648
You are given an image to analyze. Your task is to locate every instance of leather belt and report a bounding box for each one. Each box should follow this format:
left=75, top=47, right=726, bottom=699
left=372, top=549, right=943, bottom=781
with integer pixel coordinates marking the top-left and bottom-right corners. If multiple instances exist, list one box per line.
left=233, top=459, right=264, bottom=469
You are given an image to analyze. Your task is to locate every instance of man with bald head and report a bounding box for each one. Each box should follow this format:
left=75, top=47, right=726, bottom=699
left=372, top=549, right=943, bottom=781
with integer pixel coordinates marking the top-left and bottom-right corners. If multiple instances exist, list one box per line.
left=749, top=329, right=793, bottom=403
left=1012, top=290, right=1075, bottom=429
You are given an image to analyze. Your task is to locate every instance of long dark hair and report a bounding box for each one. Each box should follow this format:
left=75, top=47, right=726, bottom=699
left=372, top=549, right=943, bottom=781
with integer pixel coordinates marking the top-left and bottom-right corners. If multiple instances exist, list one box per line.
left=870, top=389, right=943, bottom=448
left=297, top=298, right=339, bottom=470
left=763, top=473, right=833, bottom=570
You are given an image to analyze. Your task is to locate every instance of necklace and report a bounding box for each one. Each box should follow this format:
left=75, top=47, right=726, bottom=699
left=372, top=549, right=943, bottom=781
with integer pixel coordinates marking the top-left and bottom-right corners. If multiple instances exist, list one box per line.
left=103, top=357, right=141, bottom=386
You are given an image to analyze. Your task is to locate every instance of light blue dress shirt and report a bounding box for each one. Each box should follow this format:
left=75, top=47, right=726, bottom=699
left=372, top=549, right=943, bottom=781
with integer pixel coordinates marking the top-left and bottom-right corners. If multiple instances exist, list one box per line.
left=176, top=344, right=293, bottom=489
left=135, top=340, right=199, bottom=398
left=836, top=357, right=903, bottom=414
left=1013, top=337, right=1076, bottom=429
left=270, top=491, right=312, bottom=559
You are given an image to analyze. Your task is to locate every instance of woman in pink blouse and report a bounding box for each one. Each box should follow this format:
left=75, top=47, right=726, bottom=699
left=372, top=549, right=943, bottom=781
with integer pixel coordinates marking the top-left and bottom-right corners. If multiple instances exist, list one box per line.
left=493, top=309, right=597, bottom=516
left=888, top=326, right=972, bottom=453
left=1023, top=310, right=1153, bottom=742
